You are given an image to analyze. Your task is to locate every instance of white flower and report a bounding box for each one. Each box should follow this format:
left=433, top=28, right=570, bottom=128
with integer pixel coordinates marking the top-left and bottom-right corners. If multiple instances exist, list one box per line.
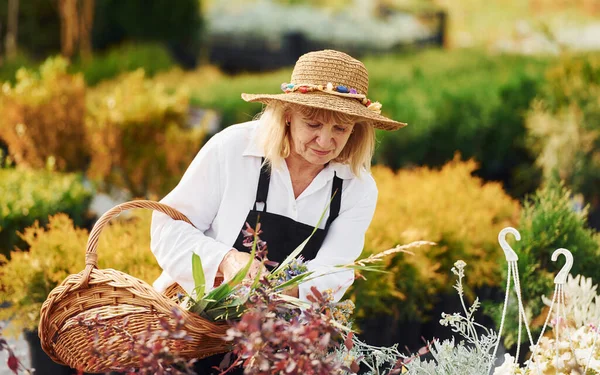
left=493, top=353, right=518, bottom=375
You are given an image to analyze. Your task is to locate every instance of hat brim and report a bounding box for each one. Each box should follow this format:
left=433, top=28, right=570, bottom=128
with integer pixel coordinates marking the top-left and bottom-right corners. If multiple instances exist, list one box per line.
left=241, top=91, right=406, bottom=131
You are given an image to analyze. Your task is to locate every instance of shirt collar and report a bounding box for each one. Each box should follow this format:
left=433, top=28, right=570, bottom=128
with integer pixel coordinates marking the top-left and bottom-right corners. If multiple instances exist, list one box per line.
left=327, top=162, right=354, bottom=180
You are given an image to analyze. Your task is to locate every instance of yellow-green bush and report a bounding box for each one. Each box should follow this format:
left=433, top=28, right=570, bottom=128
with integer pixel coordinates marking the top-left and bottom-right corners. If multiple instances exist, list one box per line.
left=0, top=57, right=89, bottom=172
left=0, top=168, right=92, bottom=255
left=349, top=157, right=520, bottom=321
left=526, top=54, right=600, bottom=215
left=0, top=211, right=162, bottom=334
left=86, top=69, right=204, bottom=198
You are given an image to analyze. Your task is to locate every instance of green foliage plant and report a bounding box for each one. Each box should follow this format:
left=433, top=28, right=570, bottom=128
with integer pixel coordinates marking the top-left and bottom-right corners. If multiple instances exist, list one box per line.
left=526, top=53, right=600, bottom=213
left=0, top=52, right=35, bottom=85
left=0, top=56, right=90, bottom=172
left=0, top=211, right=162, bottom=334
left=349, top=157, right=520, bottom=323
left=86, top=69, right=204, bottom=198
left=0, top=168, right=92, bottom=256
left=71, top=43, right=176, bottom=86
left=369, top=49, right=549, bottom=198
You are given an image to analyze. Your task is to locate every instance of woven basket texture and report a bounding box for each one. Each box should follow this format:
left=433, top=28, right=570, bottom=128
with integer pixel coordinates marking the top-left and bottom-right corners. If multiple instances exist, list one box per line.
left=38, top=200, right=230, bottom=373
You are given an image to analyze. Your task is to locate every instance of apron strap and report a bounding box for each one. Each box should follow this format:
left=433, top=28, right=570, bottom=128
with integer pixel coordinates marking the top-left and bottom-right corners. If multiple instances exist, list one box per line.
left=325, top=172, right=343, bottom=230
left=253, top=158, right=271, bottom=212
left=253, top=158, right=343, bottom=228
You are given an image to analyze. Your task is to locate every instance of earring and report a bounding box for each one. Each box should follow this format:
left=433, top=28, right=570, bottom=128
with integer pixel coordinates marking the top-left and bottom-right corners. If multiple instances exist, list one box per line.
left=285, top=120, right=291, bottom=126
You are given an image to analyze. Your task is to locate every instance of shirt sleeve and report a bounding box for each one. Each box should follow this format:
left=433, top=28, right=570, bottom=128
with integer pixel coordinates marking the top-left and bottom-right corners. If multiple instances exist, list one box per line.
left=298, top=179, right=378, bottom=303
left=150, top=133, right=233, bottom=295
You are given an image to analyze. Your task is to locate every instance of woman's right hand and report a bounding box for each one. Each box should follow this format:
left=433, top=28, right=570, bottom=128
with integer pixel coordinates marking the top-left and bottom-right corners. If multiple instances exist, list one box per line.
left=218, top=249, right=266, bottom=283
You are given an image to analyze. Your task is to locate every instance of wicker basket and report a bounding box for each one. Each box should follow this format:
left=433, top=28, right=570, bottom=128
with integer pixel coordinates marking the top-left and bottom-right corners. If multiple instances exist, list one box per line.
left=38, top=200, right=230, bottom=373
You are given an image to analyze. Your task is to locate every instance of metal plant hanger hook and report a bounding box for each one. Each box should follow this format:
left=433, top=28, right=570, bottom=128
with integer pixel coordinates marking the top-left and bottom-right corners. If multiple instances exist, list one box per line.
left=551, top=248, right=573, bottom=285
left=498, top=227, right=520, bottom=262
left=490, top=227, right=540, bottom=375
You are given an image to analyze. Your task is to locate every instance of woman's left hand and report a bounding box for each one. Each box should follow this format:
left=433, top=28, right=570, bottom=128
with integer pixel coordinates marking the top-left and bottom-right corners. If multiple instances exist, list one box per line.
left=219, top=249, right=268, bottom=283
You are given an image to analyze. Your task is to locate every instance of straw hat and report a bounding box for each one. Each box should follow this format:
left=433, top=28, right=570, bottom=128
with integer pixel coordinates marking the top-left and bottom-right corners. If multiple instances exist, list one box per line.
left=241, top=49, right=407, bottom=131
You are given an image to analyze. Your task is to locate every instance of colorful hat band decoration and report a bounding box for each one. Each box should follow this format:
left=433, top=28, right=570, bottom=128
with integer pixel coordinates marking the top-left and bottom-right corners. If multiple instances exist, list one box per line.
left=280, top=82, right=383, bottom=114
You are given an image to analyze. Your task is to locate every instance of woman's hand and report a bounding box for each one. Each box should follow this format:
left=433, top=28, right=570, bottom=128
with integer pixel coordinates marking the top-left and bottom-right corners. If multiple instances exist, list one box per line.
left=218, top=249, right=267, bottom=283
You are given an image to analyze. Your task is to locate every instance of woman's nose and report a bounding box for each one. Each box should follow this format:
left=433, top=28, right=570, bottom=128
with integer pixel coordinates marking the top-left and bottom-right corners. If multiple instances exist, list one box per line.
left=316, top=129, right=333, bottom=149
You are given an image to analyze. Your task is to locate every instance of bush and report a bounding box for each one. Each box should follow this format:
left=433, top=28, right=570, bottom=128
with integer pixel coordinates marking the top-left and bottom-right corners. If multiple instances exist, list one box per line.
left=349, top=157, right=519, bottom=322
left=0, top=168, right=92, bottom=256
left=525, top=53, right=600, bottom=224
left=0, top=56, right=89, bottom=172
left=488, top=180, right=600, bottom=349
left=189, top=68, right=289, bottom=129
left=0, top=53, right=35, bottom=84
left=0, top=211, right=162, bottom=334
left=72, top=43, right=176, bottom=86
left=86, top=69, right=204, bottom=198
left=370, top=49, right=549, bottom=198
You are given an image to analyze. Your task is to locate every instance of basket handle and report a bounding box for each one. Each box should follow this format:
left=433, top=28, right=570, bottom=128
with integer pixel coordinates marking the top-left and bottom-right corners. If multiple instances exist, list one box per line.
left=79, top=200, right=194, bottom=289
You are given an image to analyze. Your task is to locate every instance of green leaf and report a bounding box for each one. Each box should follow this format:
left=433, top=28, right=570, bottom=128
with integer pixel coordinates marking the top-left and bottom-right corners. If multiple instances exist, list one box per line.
left=340, top=264, right=391, bottom=273
left=192, top=253, right=206, bottom=299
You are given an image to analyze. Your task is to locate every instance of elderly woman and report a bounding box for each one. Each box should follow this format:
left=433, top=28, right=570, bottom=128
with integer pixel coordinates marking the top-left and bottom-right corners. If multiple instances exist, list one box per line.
left=150, top=49, right=405, bottom=373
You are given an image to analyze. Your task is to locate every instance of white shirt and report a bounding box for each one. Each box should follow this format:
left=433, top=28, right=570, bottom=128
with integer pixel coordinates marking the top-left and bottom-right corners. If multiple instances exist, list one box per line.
left=150, top=120, right=378, bottom=302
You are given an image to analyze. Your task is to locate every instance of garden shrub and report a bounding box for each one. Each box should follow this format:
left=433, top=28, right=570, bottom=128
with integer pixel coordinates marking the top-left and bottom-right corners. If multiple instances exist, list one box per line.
left=152, top=65, right=224, bottom=93
left=86, top=69, right=204, bottom=198
left=0, top=56, right=89, bottom=172
left=370, top=49, right=549, bottom=198
left=0, top=168, right=92, bottom=256
left=0, top=53, right=35, bottom=85
left=525, top=53, right=600, bottom=224
left=72, top=43, right=176, bottom=86
left=189, top=68, right=289, bottom=129
left=349, top=157, right=520, bottom=322
left=488, top=180, right=600, bottom=349
left=0, top=211, right=162, bottom=334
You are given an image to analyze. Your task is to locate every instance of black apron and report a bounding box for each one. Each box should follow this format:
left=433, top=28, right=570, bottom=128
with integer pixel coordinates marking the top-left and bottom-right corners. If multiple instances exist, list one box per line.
left=194, top=161, right=342, bottom=374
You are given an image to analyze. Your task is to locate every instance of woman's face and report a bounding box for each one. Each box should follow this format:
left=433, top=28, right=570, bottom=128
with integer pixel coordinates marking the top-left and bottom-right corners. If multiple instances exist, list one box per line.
left=287, top=110, right=355, bottom=167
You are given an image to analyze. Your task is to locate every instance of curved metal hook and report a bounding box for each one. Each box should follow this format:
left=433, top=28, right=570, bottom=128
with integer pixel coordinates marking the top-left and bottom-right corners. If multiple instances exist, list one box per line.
left=551, top=248, right=573, bottom=284
left=498, top=227, right=520, bottom=262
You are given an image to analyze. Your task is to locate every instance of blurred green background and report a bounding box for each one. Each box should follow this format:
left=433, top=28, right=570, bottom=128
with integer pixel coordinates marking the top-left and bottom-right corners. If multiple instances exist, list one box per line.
left=1, top=0, right=600, bottom=373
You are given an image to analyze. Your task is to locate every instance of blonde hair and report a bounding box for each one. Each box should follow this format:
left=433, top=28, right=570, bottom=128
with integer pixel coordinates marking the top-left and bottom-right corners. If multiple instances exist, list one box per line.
left=255, top=101, right=376, bottom=177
